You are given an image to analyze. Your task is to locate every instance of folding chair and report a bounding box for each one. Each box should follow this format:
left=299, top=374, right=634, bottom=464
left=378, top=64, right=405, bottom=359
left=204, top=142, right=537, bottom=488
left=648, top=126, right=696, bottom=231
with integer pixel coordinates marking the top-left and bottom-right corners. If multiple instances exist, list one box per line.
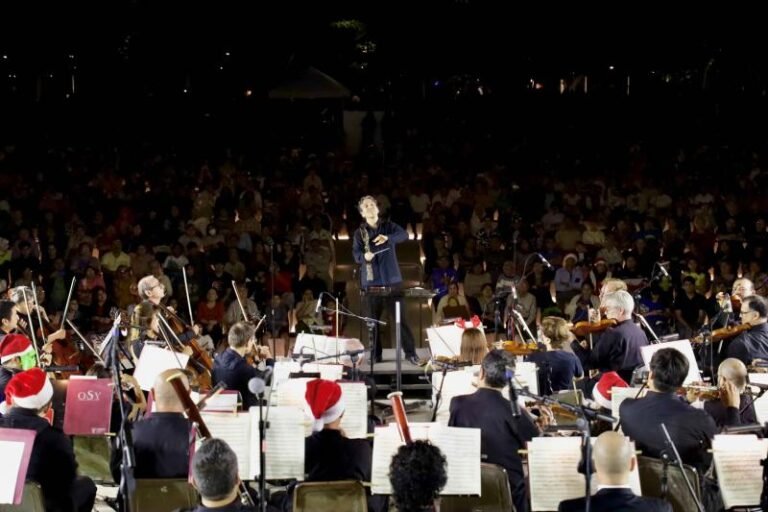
left=440, top=463, right=515, bottom=512
left=130, top=479, right=199, bottom=512
left=637, top=455, right=701, bottom=512
left=73, top=435, right=114, bottom=484
left=293, top=480, right=368, bottom=512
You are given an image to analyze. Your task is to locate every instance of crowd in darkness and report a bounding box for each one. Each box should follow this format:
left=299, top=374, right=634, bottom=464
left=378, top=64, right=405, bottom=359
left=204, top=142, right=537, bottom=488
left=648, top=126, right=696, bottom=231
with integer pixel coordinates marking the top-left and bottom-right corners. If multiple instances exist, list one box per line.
left=2, top=103, right=768, bottom=348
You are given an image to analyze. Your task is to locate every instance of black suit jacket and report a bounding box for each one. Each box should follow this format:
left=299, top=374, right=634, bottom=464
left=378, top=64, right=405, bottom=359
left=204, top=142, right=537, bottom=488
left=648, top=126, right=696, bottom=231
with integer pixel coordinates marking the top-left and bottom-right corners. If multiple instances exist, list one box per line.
left=212, top=348, right=273, bottom=409
left=558, top=488, right=672, bottom=511
left=449, top=388, right=539, bottom=512
left=620, top=391, right=717, bottom=472
left=589, top=319, right=648, bottom=382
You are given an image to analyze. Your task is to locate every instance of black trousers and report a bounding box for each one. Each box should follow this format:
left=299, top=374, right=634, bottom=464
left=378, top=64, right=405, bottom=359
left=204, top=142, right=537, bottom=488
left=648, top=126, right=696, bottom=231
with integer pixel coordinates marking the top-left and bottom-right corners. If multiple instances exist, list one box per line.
left=364, top=290, right=416, bottom=358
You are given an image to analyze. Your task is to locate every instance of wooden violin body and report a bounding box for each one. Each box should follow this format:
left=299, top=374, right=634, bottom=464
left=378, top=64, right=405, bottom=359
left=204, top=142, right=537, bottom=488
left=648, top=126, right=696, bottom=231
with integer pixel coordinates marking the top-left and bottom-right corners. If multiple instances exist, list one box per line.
left=691, top=322, right=752, bottom=344
left=500, top=340, right=542, bottom=356
left=570, top=319, right=617, bottom=338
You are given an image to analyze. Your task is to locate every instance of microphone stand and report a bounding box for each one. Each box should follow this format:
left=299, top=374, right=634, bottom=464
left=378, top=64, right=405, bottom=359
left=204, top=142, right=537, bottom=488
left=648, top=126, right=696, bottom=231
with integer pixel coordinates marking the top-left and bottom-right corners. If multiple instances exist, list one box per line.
left=430, top=364, right=451, bottom=422
left=109, top=314, right=135, bottom=512
left=659, top=423, right=705, bottom=512
left=633, top=312, right=660, bottom=343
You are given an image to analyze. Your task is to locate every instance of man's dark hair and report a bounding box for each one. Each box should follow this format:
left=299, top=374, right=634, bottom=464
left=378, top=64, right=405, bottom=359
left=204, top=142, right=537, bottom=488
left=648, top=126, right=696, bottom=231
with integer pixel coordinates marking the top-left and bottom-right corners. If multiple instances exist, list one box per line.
left=0, top=300, right=15, bottom=325
left=389, top=440, right=447, bottom=512
left=744, top=295, right=768, bottom=319
left=192, top=438, right=239, bottom=501
left=650, top=348, right=689, bottom=393
left=481, top=349, right=514, bottom=389
left=681, top=276, right=696, bottom=286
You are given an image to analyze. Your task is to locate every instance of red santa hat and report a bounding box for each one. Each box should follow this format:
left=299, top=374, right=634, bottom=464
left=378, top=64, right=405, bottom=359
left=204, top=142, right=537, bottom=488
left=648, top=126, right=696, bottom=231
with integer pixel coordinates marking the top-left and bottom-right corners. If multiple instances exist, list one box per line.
left=592, top=371, right=628, bottom=409
left=5, top=368, right=53, bottom=410
left=304, top=379, right=345, bottom=432
left=0, top=334, right=35, bottom=364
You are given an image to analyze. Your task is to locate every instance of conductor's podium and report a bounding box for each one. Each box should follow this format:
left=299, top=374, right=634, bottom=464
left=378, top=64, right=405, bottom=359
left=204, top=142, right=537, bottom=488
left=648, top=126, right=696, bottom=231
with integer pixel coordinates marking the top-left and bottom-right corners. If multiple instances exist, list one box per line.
left=293, top=480, right=368, bottom=512
left=131, top=479, right=199, bottom=512
left=0, top=483, right=45, bottom=512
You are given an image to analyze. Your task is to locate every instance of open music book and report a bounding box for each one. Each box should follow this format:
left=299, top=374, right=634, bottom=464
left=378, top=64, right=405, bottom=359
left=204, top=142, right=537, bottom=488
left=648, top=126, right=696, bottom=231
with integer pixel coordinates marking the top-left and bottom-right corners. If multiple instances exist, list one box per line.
left=200, top=406, right=306, bottom=480
left=640, top=340, right=700, bottom=385
left=748, top=373, right=768, bottom=424
left=426, top=325, right=469, bottom=359
left=370, top=422, right=481, bottom=496
left=0, top=428, right=36, bottom=504
left=712, top=434, right=768, bottom=509
left=274, top=379, right=368, bottom=438
left=133, top=345, right=190, bottom=391
left=527, top=437, right=642, bottom=512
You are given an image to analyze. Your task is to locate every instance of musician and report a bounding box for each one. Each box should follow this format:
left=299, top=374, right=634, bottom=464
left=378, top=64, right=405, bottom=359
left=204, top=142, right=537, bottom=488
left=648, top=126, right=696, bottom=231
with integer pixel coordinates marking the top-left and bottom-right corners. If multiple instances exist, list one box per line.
left=691, top=358, right=757, bottom=428
left=112, top=369, right=192, bottom=480
left=1, top=368, right=97, bottom=512
left=726, top=295, right=768, bottom=366
left=0, top=334, right=37, bottom=405
left=526, top=316, right=583, bottom=395
left=587, top=290, right=648, bottom=383
left=137, top=274, right=166, bottom=306
left=189, top=438, right=257, bottom=512
left=212, top=322, right=273, bottom=409
left=459, top=327, right=489, bottom=365
left=9, top=285, right=67, bottom=345
left=389, top=440, right=447, bottom=512
left=558, top=431, right=672, bottom=512
left=598, top=277, right=628, bottom=304
left=733, top=277, right=756, bottom=301
left=620, top=348, right=717, bottom=472
left=449, top=349, right=541, bottom=512
left=352, top=195, right=419, bottom=365
left=128, top=300, right=164, bottom=361
left=0, top=299, right=20, bottom=339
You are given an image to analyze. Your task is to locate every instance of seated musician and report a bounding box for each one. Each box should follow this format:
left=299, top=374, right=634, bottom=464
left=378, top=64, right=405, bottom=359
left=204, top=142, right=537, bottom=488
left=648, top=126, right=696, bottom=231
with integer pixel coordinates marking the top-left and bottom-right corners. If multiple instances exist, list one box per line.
left=558, top=431, right=672, bottom=512
left=526, top=316, right=583, bottom=395
left=188, top=438, right=257, bottom=512
left=0, top=333, right=37, bottom=406
left=689, top=358, right=756, bottom=428
left=726, top=295, right=768, bottom=366
left=449, top=350, right=542, bottom=512
left=9, top=285, right=67, bottom=345
left=459, top=327, right=489, bottom=365
left=212, top=322, right=273, bottom=409
left=129, top=300, right=165, bottom=361
left=389, top=440, right=447, bottom=512
left=0, top=368, right=97, bottom=512
left=112, top=369, right=191, bottom=480
left=620, top=348, right=717, bottom=472
left=0, top=299, right=20, bottom=339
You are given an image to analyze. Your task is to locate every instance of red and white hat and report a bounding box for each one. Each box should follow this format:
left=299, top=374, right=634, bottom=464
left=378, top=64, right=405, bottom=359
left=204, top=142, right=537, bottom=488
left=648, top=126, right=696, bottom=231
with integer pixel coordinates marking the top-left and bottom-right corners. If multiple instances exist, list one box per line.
left=0, top=334, right=35, bottom=364
left=5, top=368, right=53, bottom=410
left=592, top=371, right=628, bottom=409
left=304, top=379, right=345, bottom=432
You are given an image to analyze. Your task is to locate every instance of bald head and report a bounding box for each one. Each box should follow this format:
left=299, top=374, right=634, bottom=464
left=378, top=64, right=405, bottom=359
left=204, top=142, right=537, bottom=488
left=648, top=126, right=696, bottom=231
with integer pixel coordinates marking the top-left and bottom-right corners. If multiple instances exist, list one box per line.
left=593, top=432, right=634, bottom=485
left=153, top=369, right=189, bottom=412
left=718, top=358, right=748, bottom=393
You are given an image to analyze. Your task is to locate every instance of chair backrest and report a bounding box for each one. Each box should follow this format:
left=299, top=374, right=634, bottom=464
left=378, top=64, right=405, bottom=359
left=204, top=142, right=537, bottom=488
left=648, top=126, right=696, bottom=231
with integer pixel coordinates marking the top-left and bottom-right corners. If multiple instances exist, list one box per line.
left=440, top=463, right=515, bottom=512
left=293, top=480, right=368, bottom=512
left=0, top=482, right=45, bottom=512
left=73, top=435, right=114, bottom=484
left=637, top=455, right=701, bottom=512
left=131, top=479, right=199, bottom=512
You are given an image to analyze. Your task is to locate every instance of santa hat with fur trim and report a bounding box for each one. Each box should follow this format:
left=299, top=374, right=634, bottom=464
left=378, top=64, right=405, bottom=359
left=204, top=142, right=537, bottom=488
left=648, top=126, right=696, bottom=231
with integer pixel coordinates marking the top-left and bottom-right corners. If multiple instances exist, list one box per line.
left=304, top=379, right=345, bottom=432
left=0, top=334, right=35, bottom=364
left=5, top=368, right=53, bottom=410
left=592, top=371, right=628, bottom=409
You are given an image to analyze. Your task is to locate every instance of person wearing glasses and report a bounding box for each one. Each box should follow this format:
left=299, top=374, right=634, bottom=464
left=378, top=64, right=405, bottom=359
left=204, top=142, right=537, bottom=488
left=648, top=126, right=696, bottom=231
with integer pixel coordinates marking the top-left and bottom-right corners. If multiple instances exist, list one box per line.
left=726, top=295, right=768, bottom=366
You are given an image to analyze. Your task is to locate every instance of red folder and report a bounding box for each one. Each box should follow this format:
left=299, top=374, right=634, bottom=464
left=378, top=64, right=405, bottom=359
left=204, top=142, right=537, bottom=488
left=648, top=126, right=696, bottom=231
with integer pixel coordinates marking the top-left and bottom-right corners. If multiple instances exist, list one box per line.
left=0, top=428, right=36, bottom=504
left=63, top=378, right=113, bottom=435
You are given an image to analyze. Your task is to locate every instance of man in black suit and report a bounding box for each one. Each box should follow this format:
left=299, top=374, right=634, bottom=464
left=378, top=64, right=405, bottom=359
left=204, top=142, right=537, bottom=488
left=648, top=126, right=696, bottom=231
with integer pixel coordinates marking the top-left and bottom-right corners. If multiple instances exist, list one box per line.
left=213, top=322, right=273, bottom=409
left=697, top=358, right=757, bottom=428
left=449, top=350, right=541, bottom=512
left=726, top=295, right=768, bottom=366
left=558, top=431, right=672, bottom=512
left=620, top=348, right=717, bottom=472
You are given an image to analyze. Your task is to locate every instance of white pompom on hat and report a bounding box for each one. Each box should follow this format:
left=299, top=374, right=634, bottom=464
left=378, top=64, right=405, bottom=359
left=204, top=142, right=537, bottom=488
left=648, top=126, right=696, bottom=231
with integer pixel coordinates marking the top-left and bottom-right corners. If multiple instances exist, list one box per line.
left=304, top=379, right=345, bottom=432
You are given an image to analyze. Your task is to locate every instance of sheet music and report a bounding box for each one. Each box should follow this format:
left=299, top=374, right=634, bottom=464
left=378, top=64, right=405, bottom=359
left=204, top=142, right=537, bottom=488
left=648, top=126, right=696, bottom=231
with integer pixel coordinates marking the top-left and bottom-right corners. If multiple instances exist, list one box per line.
left=426, top=325, right=466, bottom=358
left=338, top=382, right=368, bottom=439
left=432, top=368, right=479, bottom=425
left=640, top=340, right=700, bottom=385
left=371, top=423, right=481, bottom=496
left=0, top=441, right=24, bottom=504
left=612, top=387, right=647, bottom=426
left=514, top=361, right=539, bottom=397
left=133, top=345, right=190, bottom=391
left=200, top=412, right=253, bottom=480
left=748, top=374, right=768, bottom=424
left=528, top=437, right=641, bottom=512
left=712, top=434, right=768, bottom=508
left=190, top=390, right=240, bottom=412
left=249, top=406, right=306, bottom=480
left=293, top=333, right=355, bottom=361
left=303, top=363, right=344, bottom=381
left=273, top=361, right=301, bottom=390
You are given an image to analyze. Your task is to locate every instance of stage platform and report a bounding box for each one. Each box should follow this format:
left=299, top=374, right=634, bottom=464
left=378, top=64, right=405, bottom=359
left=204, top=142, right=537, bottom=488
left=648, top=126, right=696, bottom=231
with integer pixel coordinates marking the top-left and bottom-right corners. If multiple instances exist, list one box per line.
left=356, top=347, right=434, bottom=399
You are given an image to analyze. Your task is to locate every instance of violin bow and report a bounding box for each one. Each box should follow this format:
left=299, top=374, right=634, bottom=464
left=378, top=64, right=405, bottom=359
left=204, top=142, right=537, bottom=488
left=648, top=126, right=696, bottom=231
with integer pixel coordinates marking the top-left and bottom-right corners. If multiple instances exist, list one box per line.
left=19, top=287, right=42, bottom=364
left=30, top=281, right=47, bottom=340
left=231, top=280, right=249, bottom=321
left=182, top=266, right=195, bottom=325
left=61, top=277, right=76, bottom=329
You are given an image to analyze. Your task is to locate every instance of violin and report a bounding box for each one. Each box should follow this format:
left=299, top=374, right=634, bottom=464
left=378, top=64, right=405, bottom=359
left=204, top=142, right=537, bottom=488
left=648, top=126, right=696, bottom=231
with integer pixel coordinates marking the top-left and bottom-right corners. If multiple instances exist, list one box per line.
left=156, top=304, right=214, bottom=390
left=500, top=340, right=542, bottom=356
left=691, top=323, right=753, bottom=344
left=570, top=319, right=617, bottom=338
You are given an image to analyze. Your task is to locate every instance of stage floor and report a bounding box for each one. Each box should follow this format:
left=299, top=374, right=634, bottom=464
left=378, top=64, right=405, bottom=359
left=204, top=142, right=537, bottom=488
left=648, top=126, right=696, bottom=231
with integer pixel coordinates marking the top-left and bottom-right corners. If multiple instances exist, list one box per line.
left=359, top=347, right=433, bottom=375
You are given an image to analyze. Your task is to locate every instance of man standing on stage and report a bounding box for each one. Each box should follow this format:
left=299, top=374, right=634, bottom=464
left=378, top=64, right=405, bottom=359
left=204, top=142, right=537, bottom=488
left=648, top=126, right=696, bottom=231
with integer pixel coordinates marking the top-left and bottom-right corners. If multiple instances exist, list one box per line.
left=353, top=195, right=419, bottom=365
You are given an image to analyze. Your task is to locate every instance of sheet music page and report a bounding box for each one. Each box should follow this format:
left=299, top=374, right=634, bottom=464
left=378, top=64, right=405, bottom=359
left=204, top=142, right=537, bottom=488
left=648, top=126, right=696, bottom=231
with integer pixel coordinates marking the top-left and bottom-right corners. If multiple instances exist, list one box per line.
left=303, top=363, right=344, bottom=381
left=133, top=345, right=190, bottom=391
left=612, top=387, right=646, bottom=426
left=712, top=434, right=768, bottom=508
left=190, top=390, right=240, bottom=412
left=338, top=382, right=368, bottom=439
left=249, top=406, right=306, bottom=480
left=528, top=437, right=641, bottom=511
left=514, top=361, right=539, bottom=397
left=748, top=373, right=768, bottom=424
left=370, top=424, right=403, bottom=495
left=427, top=424, right=482, bottom=495
left=0, top=441, right=24, bottom=504
left=273, top=361, right=301, bottom=390
left=200, top=412, right=252, bottom=480
left=432, top=368, right=478, bottom=425
left=640, top=340, right=700, bottom=385
left=426, top=325, right=464, bottom=358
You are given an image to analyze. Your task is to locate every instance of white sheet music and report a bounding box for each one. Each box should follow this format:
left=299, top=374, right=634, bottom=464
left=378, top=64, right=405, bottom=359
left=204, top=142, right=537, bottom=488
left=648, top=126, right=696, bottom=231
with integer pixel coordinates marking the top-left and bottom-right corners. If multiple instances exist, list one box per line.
left=273, top=361, right=301, bottom=390
left=640, top=340, right=700, bottom=385
left=133, top=345, right=190, bottom=391
left=514, top=361, right=539, bottom=397
left=338, top=382, right=368, bottom=439
left=426, top=325, right=465, bottom=358
left=191, top=390, right=240, bottom=412
left=200, top=412, right=253, bottom=480
left=528, top=437, right=641, bottom=512
left=371, top=423, right=481, bottom=496
left=712, top=434, right=768, bottom=509
left=749, top=374, right=768, bottom=424
left=303, top=363, right=344, bottom=381
left=0, top=441, right=24, bottom=504
left=249, top=406, right=306, bottom=480
left=432, top=367, right=479, bottom=425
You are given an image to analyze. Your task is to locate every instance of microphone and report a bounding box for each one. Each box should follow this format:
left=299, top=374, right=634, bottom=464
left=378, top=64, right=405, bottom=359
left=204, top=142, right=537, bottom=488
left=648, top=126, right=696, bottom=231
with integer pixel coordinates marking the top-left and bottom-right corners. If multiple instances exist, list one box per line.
left=248, top=377, right=267, bottom=396
left=315, top=295, right=323, bottom=314
left=537, top=253, right=553, bottom=269
left=657, top=262, right=670, bottom=278
left=505, top=366, right=521, bottom=417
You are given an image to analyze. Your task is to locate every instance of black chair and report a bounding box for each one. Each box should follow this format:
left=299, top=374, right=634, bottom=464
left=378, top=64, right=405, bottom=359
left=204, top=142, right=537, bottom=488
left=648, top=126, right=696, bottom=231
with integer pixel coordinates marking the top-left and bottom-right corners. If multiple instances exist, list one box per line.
left=131, top=479, right=199, bottom=512
left=440, top=463, right=515, bottom=512
left=293, top=480, right=368, bottom=512
left=637, top=455, right=701, bottom=512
